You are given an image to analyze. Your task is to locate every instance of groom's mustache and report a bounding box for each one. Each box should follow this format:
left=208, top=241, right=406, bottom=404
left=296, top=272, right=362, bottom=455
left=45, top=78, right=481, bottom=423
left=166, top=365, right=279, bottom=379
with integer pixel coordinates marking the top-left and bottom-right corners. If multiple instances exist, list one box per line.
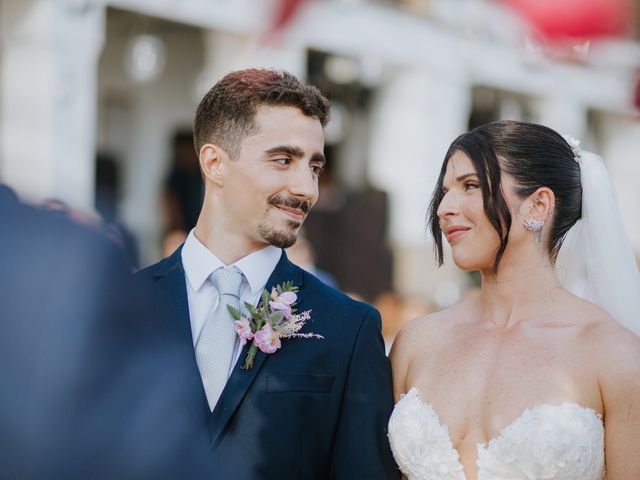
left=268, top=194, right=311, bottom=214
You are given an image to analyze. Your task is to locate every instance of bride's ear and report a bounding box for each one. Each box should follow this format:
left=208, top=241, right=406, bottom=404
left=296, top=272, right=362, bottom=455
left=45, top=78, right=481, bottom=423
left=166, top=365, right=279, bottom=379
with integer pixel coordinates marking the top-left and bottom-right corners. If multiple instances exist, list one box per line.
left=525, top=187, right=555, bottom=221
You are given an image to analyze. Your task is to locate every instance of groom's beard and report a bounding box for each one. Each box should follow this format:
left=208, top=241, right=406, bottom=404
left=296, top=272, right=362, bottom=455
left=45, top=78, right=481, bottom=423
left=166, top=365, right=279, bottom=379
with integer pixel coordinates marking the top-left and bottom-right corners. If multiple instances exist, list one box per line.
left=258, top=194, right=311, bottom=248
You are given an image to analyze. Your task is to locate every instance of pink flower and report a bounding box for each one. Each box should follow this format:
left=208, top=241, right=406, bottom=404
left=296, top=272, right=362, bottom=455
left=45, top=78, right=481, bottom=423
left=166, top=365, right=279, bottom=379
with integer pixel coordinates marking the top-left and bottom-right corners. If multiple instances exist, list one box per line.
left=277, top=291, right=297, bottom=305
left=268, top=300, right=292, bottom=319
left=234, top=317, right=254, bottom=346
left=270, top=288, right=297, bottom=305
left=253, top=323, right=281, bottom=354
left=269, top=290, right=297, bottom=319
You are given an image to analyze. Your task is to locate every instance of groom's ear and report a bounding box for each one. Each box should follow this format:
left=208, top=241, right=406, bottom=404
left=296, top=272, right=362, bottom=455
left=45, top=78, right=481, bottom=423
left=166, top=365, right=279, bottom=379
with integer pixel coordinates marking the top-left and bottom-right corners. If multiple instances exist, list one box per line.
left=199, top=143, right=226, bottom=187
left=526, top=186, right=555, bottom=220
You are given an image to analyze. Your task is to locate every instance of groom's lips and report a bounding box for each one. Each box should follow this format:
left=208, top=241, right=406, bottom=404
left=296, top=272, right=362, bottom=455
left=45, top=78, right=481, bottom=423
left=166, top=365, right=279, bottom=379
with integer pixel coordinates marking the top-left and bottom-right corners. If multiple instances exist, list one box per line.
left=276, top=205, right=305, bottom=221
left=445, top=225, right=470, bottom=242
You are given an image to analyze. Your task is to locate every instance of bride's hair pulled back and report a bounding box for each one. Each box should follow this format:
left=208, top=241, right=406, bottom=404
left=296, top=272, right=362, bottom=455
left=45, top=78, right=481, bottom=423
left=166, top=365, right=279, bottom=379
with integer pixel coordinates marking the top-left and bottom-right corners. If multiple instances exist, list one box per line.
left=429, top=120, right=582, bottom=273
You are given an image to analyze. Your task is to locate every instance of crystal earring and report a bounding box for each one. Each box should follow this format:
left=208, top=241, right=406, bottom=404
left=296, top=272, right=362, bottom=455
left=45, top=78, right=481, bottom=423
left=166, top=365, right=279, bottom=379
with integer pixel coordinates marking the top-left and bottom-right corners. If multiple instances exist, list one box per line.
left=523, top=218, right=544, bottom=232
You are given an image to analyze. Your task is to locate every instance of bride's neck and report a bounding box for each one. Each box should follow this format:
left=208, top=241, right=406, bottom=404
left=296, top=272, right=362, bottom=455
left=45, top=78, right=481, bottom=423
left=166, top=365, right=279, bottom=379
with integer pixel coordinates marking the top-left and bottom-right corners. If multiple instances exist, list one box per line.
left=477, top=251, right=561, bottom=328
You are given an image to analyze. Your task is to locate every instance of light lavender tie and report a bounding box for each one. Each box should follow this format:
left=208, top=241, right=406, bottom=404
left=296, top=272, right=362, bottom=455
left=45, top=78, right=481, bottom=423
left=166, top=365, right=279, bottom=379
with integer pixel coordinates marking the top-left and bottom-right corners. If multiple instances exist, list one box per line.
left=195, top=268, right=243, bottom=411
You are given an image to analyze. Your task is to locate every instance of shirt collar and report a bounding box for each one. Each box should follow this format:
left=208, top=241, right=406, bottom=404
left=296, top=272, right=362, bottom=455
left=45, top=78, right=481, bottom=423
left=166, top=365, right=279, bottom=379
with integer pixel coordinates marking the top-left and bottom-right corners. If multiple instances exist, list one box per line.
left=234, top=244, right=282, bottom=295
left=181, top=230, right=282, bottom=294
left=182, top=230, right=224, bottom=292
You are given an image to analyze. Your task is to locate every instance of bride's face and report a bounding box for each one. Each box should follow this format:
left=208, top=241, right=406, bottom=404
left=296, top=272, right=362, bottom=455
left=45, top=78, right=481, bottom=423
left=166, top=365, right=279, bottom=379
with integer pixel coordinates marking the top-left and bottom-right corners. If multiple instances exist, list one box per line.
left=437, top=151, right=503, bottom=271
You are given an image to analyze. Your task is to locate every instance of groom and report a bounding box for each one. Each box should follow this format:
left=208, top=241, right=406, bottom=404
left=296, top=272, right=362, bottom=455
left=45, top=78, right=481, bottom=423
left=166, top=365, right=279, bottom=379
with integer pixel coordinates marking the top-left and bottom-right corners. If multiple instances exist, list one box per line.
left=138, top=69, right=398, bottom=478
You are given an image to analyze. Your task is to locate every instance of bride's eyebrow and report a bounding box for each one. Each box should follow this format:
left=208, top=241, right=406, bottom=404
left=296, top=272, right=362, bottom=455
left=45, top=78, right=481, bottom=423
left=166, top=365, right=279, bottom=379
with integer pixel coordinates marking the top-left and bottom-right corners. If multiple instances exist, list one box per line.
left=455, top=173, right=478, bottom=182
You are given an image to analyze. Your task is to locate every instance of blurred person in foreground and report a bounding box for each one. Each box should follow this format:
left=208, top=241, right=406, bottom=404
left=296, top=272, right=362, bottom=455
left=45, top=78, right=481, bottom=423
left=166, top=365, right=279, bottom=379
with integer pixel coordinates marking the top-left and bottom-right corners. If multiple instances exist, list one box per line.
left=389, top=121, right=640, bottom=479
left=0, top=185, right=209, bottom=478
left=137, top=69, right=397, bottom=479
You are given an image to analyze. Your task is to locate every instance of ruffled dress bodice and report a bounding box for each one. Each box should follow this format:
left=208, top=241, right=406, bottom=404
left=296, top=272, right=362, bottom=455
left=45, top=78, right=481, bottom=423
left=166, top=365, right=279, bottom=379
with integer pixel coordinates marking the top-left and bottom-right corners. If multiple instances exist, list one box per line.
left=388, top=388, right=605, bottom=480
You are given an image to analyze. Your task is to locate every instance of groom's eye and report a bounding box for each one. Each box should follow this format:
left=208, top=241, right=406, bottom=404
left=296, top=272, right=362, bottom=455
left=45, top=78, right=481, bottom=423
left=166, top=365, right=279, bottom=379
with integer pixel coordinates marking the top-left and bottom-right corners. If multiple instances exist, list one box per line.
left=274, top=158, right=291, bottom=166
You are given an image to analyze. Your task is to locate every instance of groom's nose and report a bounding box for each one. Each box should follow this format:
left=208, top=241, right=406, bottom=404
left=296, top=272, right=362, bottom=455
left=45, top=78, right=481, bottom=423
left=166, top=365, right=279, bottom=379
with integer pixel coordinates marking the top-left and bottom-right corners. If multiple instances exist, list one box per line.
left=287, top=164, right=318, bottom=206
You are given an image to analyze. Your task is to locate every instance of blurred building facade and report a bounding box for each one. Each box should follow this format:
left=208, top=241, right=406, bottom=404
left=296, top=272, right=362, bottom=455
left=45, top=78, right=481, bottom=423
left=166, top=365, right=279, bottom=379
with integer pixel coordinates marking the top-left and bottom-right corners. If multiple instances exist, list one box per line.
left=2, top=0, right=639, bottom=309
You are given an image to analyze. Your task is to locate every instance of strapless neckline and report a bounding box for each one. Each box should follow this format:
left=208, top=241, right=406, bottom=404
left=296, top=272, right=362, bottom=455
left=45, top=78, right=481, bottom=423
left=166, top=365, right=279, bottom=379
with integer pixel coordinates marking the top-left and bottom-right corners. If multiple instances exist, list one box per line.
left=389, top=387, right=605, bottom=480
left=406, top=386, right=601, bottom=448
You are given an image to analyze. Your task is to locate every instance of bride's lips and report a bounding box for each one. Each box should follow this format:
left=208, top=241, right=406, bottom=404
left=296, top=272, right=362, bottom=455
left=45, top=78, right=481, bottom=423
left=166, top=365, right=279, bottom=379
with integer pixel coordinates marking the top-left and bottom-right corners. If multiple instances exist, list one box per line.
left=445, top=226, right=470, bottom=242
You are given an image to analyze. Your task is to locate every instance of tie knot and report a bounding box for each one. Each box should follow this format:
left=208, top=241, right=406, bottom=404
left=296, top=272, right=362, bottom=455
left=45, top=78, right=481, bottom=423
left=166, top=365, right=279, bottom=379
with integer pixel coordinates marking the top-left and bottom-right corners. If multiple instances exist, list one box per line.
left=210, top=268, right=243, bottom=298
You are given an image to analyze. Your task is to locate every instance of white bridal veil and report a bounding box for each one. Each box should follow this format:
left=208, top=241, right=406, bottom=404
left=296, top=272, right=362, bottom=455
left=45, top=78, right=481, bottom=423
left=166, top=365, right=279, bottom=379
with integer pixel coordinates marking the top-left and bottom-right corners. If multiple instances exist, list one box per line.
left=557, top=146, right=640, bottom=336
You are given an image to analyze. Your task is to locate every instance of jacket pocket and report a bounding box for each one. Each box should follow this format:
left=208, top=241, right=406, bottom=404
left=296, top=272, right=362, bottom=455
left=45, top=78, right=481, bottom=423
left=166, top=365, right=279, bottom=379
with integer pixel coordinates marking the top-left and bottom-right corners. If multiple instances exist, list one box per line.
left=265, top=374, right=334, bottom=394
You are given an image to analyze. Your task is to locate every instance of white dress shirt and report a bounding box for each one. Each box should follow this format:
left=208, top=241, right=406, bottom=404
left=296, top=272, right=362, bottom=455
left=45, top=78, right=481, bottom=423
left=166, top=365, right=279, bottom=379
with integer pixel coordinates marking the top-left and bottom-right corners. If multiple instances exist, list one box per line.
left=181, top=230, right=282, bottom=374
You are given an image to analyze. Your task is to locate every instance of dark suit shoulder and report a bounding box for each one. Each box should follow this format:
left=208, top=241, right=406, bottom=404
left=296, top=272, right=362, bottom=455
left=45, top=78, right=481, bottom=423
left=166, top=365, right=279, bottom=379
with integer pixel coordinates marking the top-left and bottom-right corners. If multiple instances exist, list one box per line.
left=136, top=246, right=183, bottom=281
left=296, top=265, right=380, bottom=333
left=300, top=267, right=374, bottom=308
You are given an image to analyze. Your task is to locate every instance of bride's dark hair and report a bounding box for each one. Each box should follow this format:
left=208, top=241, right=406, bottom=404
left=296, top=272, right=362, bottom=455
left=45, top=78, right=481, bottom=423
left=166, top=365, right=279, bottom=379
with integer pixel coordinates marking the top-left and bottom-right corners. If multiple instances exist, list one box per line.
left=428, top=120, right=582, bottom=274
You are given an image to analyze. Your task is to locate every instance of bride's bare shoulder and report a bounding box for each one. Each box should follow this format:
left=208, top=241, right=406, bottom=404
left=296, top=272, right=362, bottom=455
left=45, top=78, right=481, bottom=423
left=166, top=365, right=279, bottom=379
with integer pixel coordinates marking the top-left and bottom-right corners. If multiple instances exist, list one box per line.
left=390, top=301, right=471, bottom=356
left=568, top=295, right=638, bottom=344
left=574, top=298, right=640, bottom=383
left=389, top=302, right=471, bottom=397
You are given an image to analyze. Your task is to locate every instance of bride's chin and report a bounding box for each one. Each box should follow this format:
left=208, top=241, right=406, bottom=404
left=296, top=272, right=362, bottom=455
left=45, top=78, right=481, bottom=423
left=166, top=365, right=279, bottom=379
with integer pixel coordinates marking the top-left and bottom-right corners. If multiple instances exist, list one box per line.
left=451, top=258, right=475, bottom=271
left=451, top=253, right=489, bottom=272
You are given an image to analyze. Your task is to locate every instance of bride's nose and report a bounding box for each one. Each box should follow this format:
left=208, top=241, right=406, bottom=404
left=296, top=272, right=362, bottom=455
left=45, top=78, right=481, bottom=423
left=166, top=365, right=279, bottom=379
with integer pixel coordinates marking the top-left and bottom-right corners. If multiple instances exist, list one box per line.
left=437, top=191, right=460, bottom=219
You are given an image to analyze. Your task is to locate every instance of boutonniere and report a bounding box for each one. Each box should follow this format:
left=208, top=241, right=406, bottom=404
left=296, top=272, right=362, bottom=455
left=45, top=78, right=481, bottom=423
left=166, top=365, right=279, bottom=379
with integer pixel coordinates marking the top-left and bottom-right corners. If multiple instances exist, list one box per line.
left=227, top=281, right=323, bottom=369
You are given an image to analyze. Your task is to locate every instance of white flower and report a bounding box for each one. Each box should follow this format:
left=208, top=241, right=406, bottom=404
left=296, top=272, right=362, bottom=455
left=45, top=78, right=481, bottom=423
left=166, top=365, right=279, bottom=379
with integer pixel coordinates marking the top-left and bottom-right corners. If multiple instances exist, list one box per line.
left=562, top=134, right=582, bottom=162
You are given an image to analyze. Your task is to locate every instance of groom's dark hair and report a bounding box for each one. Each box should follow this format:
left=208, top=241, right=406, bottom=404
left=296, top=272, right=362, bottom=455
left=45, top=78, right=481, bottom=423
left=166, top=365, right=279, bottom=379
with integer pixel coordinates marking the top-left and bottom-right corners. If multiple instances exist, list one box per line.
left=193, top=69, right=330, bottom=159
left=428, top=120, right=582, bottom=274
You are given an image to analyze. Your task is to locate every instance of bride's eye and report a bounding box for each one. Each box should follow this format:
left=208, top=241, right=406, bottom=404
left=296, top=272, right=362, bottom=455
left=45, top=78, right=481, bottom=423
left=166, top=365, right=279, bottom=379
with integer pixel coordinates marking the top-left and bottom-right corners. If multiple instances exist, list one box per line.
left=464, top=182, right=479, bottom=191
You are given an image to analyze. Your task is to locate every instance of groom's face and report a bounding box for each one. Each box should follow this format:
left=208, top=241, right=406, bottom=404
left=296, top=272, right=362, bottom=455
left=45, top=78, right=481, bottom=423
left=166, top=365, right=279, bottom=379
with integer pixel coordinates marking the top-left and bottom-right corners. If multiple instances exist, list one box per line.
left=221, top=105, right=325, bottom=249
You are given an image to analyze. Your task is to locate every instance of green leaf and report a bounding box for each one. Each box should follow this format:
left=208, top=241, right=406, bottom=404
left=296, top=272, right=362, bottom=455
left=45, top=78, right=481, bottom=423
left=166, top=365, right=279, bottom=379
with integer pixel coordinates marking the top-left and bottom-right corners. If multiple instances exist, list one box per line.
left=268, top=310, right=285, bottom=323
left=226, top=305, right=243, bottom=320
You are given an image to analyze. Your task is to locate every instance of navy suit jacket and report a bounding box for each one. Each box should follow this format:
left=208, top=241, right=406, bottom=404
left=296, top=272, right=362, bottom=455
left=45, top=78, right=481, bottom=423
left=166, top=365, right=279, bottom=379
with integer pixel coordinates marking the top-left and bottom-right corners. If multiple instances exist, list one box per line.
left=138, top=246, right=400, bottom=479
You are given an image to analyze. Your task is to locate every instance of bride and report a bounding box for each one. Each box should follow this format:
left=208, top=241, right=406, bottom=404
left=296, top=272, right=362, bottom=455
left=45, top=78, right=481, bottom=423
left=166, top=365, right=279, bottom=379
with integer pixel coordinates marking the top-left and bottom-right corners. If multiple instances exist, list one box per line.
left=388, top=121, right=640, bottom=480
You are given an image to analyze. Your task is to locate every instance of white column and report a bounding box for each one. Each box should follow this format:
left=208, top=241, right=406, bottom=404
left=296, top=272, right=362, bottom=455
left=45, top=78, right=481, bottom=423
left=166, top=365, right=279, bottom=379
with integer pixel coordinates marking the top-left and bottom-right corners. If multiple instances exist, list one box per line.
left=598, top=114, right=640, bottom=254
left=368, top=68, right=472, bottom=302
left=0, top=0, right=105, bottom=208
left=196, top=29, right=307, bottom=100
left=533, top=97, right=587, bottom=142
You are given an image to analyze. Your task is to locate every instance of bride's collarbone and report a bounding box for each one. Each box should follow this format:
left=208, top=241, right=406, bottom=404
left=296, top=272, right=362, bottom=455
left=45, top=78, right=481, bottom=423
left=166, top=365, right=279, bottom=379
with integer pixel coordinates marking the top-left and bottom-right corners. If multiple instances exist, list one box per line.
left=404, top=325, right=604, bottom=437
left=412, top=325, right=598, bottom=388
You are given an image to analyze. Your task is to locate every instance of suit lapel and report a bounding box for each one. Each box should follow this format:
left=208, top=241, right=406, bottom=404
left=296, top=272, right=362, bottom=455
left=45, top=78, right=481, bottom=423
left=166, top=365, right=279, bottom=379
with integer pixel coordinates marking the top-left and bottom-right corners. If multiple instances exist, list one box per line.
left=150, top=247, right=210, bottom=426
left=209, top=250, right=303, bottom=446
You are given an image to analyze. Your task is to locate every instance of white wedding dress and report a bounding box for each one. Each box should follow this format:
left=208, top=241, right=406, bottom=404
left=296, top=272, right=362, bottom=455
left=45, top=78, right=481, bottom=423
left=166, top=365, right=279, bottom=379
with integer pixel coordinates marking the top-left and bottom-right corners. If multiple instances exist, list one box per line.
left=388, top=388, right=605, bottom=480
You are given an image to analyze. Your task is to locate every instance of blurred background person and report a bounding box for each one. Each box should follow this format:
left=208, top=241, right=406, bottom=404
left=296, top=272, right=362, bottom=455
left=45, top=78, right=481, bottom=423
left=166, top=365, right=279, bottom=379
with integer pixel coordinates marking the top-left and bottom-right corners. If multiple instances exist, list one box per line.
left=96, top=151, right=140, bottom=269
left=285, top=228, right=338, bottom=287
left=162, top=228, right=189, bottom=258
left=162, top=130, right=204, bottom=235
